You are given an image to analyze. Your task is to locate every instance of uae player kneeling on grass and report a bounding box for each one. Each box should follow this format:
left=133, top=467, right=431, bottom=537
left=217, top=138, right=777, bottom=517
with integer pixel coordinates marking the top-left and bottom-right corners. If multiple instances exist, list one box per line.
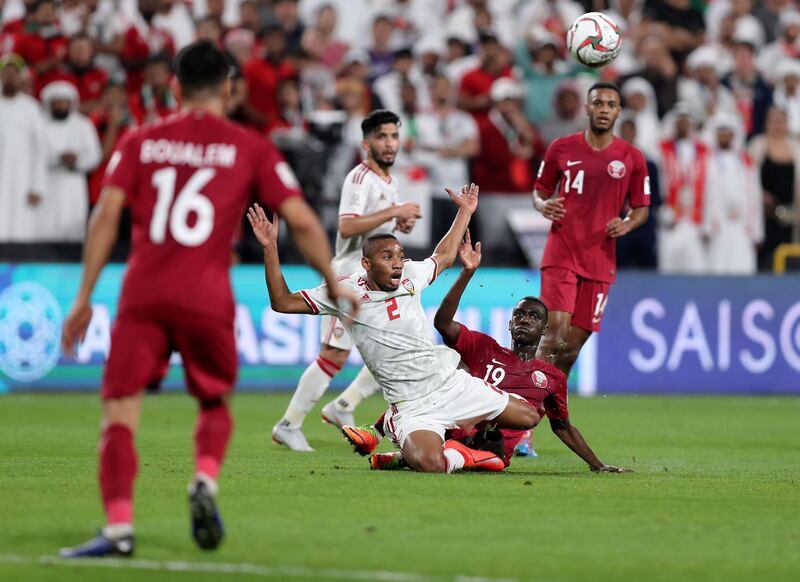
left=58, top=41, right=352, bottom=558
left=342, top=230, right=632, bottom=473
left=249, top=183, right=539, bottom=473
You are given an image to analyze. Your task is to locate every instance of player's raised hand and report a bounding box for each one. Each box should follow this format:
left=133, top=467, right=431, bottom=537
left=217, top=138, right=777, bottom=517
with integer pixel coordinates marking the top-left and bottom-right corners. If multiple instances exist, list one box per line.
left=592, top=464, right=634, bottom=473
left=458, top=229, right=482, bottom=271
left=541, top=196, right=566, bottom=221
left=61, top=300, right=93, bottom=358
left=605, top=217, right=632, bottom=238
left=247, top=203, right=279, bottom=248
left=445, top=182, right=479, bottom=214
left=394, top=217, right=417, bottom=233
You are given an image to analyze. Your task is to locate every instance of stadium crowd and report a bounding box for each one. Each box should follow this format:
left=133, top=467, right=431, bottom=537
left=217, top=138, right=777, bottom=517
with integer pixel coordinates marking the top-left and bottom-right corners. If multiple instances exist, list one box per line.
left=1, top=0, right=799, bottom=272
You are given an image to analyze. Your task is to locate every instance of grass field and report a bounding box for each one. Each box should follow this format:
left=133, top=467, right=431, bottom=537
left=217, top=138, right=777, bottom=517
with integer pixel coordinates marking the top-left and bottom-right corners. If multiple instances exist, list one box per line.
left=1, top=392, right=799, bottom=582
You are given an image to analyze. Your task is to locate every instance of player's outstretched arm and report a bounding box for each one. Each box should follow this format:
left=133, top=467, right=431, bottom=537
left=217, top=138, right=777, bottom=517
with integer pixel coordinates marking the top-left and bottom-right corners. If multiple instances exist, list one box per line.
left=248, top=204, right=315, bottom=315
left=277, top=198, right=359, bottom=316
left=434, top=229, right=482, bottom=346
left=549, top=418, right=633, bottom=473
left=61, top=186, right=126, bottom=357
left=430, top=183, right=479, bottom=276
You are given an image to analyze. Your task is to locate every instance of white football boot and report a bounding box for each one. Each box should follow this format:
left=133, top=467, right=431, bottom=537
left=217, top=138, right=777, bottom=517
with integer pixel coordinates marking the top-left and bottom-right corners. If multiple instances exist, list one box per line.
left=272, top=421, right=314, bottom=452
left=321, top=400, right=355, bottom=429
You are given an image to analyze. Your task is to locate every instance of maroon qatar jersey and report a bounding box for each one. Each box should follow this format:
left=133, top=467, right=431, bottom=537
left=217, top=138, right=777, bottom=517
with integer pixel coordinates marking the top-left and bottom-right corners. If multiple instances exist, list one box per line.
left=103, top=110, right=301, bottom=319
left=453, top=324, right=569, bottom=420
left=535, top=132, right=650, bottom=283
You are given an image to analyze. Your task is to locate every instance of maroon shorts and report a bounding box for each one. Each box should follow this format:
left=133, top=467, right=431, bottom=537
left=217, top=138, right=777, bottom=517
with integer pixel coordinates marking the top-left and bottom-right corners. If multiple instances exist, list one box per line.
left=102, top=307, right=237, bottom=401
left=540, top=267, right=610, bottom=332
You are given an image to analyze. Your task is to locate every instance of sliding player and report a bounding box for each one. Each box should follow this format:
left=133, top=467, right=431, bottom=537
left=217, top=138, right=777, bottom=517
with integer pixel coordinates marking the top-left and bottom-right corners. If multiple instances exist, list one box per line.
left=248, top=184, right=540, bottom=473
left=344, top=230, right=631, bottom=473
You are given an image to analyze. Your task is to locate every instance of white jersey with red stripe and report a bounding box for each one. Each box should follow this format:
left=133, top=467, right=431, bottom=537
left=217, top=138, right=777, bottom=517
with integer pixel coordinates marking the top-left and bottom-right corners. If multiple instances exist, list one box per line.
left=333, top=162, right=400, bottom=277
left=299, top=258, right=461, bottom=404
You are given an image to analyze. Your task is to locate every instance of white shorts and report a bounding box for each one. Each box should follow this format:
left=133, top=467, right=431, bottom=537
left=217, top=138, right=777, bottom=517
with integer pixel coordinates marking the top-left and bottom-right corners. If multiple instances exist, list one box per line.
left=319, top=314, right=354, bottom=351
left=383, top=369, right=510, bottom=449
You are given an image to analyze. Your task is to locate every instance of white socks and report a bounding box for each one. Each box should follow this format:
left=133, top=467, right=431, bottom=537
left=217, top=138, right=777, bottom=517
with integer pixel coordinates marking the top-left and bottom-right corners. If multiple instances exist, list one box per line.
left=443, top=448, right=465, bottom=473
left=333, top=366, right=381, bottom=411
left=103, top=523, right=134, bottom=539
left=282, top=359, right=333, bottom=428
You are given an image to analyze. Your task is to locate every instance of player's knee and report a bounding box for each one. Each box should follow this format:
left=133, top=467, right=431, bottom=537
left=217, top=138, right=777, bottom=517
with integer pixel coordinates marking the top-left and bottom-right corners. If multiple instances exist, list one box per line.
left=319, top=345, right=349, bottom=368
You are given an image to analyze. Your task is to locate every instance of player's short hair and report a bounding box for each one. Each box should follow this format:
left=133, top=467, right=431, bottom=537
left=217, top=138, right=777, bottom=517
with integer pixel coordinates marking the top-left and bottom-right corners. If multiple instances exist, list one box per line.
left=362, top=233, right=399, bottom=257
left=361, top=109, right=401, bottom=138
left=175, top=40, right=230, bottom=98
left=587, top=81, right=622, bottom=102
left=518, top=296, right=549, bottom=319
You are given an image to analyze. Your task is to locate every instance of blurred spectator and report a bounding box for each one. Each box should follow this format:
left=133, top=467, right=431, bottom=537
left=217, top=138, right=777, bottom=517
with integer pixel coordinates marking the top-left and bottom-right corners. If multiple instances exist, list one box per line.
left=657, top=103, right=711, bottom=273
left=128, top=54, right=176, bottom=125
left=515, top=0, right=581, bottom=44
left=300, top=3, right=348, bottom=71
left=515, top=28, right=572, bottom=126
left=88, top=79, right=135, bottom=206
left=0, top=53, right=47, bottom=241
left=442, top=33, right=476, bottom=85
left=458, top=28, right=513, bottom=121
left=271, top=0, right=304, bottom=56
left=705, top=114, right=763, bottom=274
left=336, top=49, right=380, bottom=111
left=413, top=34, right=444, bottom=104
left=616, top=113, right=662, bottom=269
left=154, top=0, right=195, bottom=50
left=118, top=0, right=176, bottom=93
left=772, top=59, right=800, bottom=136
left=679, top=45, right=737, bottom=122
left=40, top=80, right=101, bottom=241
left=620, top=35, right=679, bottom=118
left=12, top=0, right=67, bottom=95
left=374, top=48, right=424, bottom=116
left=42, top=33, right=108, bottom=116
left=642, top=0, right=705, bottom=65
left=539, top=79, right=583, bottom=146
left=621, top=76, right=661, bottom=159
left=748, top=106, right=800, bottom=269
left=267, top=76, right=307, bottom=135
left=758, top=11, right=800, bottom=84
left=244, top=24, right=296, bottom=130
left=722, top=38, right=772, bottom=138
left=367, top=13, right=395, bottom=81
left=752, top=0, right=793, bottom=44
left=471, top=78, right=541, bottom=264
left=413, top=73, right=479, bottom=242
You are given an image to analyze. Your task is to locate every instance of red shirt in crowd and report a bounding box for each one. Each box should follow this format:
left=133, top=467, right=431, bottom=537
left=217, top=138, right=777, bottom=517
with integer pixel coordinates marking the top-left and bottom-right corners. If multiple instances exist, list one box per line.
left=13, top=25, right=68, bottom=95
left=120, top=22, right=175, bottom=93
left=458, top=64, right=514, bottom=118
left=243, top=56, right=296, bottom=129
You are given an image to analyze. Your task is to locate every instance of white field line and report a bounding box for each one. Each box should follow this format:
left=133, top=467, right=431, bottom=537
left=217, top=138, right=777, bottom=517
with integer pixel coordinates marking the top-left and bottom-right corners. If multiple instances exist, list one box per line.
left=0, top=554, right=538, bottom=582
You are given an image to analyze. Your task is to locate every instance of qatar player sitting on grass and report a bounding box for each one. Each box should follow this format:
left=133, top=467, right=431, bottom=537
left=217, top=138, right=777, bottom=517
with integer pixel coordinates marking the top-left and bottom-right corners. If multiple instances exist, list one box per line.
left=248, top=183, right=541, bottom=473
left=342, top=230, right=632, bottom=473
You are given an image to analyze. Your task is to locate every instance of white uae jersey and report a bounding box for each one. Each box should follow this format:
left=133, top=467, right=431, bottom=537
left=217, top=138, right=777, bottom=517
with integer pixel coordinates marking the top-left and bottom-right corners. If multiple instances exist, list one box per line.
left=299, top=258, right=460, bottom=404
left=333, top=162, right=399, bottom=276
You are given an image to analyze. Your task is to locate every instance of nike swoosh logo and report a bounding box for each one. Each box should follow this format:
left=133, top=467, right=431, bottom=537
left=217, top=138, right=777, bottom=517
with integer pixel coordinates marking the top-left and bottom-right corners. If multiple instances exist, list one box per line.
left=491, top=359, right=506, bottom=366
left=566, top=160, right=582, bottom=166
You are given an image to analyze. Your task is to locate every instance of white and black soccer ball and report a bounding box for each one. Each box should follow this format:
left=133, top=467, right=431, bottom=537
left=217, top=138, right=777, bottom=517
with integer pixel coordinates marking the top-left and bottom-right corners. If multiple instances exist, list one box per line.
left=567, top=12, right=622, bottom=68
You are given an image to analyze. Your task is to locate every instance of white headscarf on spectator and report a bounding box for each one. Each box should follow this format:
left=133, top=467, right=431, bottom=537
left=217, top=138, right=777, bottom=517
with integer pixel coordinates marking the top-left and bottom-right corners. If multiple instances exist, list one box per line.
left=40, top=81, right=80, bottom=114
left=660, top=101, right=699, bottom=141
left=773, top=59, right=800, bottom=136
left=620, top=77, right=660, bottom=159
left=706, top=112, right=746, bottom=151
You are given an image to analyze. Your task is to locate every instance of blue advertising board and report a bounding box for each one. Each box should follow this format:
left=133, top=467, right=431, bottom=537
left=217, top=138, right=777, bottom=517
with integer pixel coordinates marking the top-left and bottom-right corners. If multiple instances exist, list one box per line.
left=594, top=274, right=800, bottom=394
left=0, top=264, right=543, bottom=393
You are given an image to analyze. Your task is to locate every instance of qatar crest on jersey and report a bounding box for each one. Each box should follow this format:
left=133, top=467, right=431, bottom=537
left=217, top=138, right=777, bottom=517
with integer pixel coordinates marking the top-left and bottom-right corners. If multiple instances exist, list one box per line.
left=531, top=370, right=548, bottom=389
left=607, top=160, right=626, bottom=179
left=401, top=278, right=415, bottom=294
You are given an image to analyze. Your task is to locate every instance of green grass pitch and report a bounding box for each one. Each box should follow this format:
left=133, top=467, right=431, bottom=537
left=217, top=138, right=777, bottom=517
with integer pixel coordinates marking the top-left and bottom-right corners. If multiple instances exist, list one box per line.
left=1, top=392, right=798, bottom=582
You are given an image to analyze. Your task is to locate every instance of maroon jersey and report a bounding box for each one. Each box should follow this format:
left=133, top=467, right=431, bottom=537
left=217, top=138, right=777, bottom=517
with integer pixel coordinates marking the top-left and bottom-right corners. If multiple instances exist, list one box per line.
left=453, top=324, right=568, bottom=420
left=103, top=110, right=301, bottom=319
left=535, top=132, right=650, bottom=283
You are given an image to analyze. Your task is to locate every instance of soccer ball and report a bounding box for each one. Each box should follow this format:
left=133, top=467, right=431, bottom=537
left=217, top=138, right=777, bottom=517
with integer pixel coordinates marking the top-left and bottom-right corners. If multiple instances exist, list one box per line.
left=567, top=12, right=622, bottom=68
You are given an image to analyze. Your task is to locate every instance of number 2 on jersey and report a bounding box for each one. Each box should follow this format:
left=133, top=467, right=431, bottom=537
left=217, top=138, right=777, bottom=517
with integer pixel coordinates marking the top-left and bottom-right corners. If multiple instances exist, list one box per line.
left=564, top=169, right=584, bottom=194
left=385, top=297, right=400, bottom=321
left=150, top=167, right=216, bottom=246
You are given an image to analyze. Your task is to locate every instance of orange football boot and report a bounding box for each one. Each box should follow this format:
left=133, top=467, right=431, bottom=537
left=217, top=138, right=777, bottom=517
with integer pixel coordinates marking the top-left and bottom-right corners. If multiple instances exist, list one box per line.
left=341, top=425, right=382, bottom=456
left=369, top=451, right=406, bottom=470
left=444, top=440, right=505, bottom=472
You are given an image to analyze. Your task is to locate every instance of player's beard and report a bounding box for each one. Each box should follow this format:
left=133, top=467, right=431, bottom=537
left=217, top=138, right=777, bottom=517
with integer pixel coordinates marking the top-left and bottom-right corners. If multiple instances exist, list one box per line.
left=370, top=146, right=396, bottom=170
left=589, top=114, right=615, bottom=136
